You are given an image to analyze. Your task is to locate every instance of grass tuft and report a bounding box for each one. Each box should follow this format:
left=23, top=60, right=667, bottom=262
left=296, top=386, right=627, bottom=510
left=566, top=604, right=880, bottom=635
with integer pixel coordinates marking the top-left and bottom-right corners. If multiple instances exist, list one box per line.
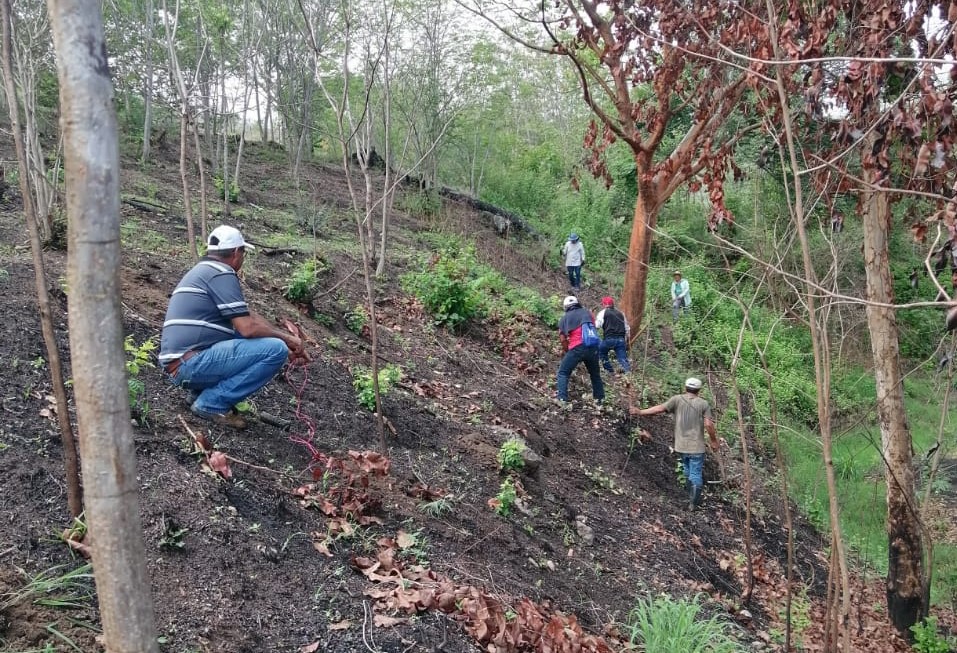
left=625, top=594, right=745, bottom=653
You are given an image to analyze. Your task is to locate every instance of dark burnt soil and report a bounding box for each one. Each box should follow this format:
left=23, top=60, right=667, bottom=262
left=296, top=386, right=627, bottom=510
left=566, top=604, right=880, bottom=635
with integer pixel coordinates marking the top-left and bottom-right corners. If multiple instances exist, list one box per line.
left=0, top=141, right=927, bottom=652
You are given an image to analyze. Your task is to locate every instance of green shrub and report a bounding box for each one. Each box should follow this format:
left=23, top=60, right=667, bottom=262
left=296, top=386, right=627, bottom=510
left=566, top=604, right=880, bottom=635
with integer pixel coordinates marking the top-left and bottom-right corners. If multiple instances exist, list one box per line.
left=626, top=594, right=745, bottom=653
left=911, top=617, right=955, bottom=653
left=402, top=245, right=483, bottom=329
left=497, top=439, right=526, bottom=473
left=398, top=190, right=442, bottom=217
left=403, top=240, right=559, bottom=330
left=344, top=304, right=369, bottom=335
left=492, top=478, right=518, bottom=517
left=213, top=175, right=240, bottom=203
left=353, top=364, right=403, bottom=411
left=125, top=335, right=156, bottom=425
left=284, top=259, right=324, bottom=303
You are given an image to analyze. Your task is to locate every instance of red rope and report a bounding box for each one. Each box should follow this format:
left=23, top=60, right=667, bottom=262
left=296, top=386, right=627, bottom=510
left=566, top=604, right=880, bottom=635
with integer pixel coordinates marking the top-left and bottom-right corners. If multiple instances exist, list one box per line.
left=283, top=358, right=323, bottom=472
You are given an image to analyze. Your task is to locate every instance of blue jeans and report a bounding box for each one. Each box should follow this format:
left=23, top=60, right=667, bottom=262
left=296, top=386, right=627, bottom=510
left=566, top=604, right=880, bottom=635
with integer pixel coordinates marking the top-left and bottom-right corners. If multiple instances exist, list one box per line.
left=567, top=265, right=582, bottom=288
left=556, top=345, right=604, bottom=402
left=598, top=337, right=631, bottom=373
left=681, top=453, right=705, bottom=489
left=672, top=298, right=689, bottom=322
left=169, top=337, right=289, bottom=414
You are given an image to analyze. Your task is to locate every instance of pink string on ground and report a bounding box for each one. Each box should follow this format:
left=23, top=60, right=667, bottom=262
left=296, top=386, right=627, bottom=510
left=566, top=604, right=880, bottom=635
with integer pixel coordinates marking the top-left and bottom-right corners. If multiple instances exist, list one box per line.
left=283, top=358, right=323, bottom=473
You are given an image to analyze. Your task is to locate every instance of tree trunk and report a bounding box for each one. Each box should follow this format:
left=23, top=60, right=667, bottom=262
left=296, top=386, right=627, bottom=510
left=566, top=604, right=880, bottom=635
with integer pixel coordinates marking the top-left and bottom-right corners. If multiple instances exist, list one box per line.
left=190, top=116, right=209, bottom=242
left=621, top=174, right=656, bottom=335
left=179, top=111, right=198, bottom=259
left=861, top=180, right=925, bottom=633
left=140, top=0, right=154, bottom=163
left=46, top=0, right=159, bottom=650
left=2, top=0, right=81, bottom=519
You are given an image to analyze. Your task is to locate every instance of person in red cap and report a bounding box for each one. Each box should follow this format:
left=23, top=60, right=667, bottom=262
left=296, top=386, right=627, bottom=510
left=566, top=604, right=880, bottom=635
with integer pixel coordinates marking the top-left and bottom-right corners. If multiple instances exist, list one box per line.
left=596, top=296, right=631, bottom=374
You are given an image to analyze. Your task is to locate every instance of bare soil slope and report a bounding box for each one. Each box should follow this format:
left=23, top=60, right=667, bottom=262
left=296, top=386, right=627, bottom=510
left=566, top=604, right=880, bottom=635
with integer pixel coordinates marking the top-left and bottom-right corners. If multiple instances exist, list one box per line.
left=0, top=142, right=926, bottom=652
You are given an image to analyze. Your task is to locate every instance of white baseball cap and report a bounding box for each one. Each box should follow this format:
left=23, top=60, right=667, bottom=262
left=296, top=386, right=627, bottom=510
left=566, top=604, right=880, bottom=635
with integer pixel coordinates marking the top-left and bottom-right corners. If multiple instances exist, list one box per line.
left=685, top=377, right=703, bottom=390
left=207, top=225, right=254, bottom=251
left=562, top=295, right=579, bottom=310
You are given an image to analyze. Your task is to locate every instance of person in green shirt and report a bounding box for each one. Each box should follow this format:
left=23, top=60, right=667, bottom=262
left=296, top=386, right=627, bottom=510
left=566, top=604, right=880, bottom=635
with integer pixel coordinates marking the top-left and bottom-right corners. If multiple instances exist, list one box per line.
left=632, top=377, right=718, bottom=510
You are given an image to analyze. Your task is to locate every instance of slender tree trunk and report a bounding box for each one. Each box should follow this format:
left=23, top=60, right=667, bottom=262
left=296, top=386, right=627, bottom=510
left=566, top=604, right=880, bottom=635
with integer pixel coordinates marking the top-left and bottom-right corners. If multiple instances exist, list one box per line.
left=861, top=177, right=925, bottom=632
left=9, top=13, right=54, bottom=242
left=179, top=111, right=198, bottom=259
left=766, top=3, right=850, bottom=644
left=2, top=0, right=81, bottom=519
left=140, top=0, right=154, bottom=163
left=46, top=0, right=159, bottom=650
left=190, top=118, right=209, bottom=241
left=376, top=22, right=392, bottom=277
left=163, top=0, right=199, bottom=255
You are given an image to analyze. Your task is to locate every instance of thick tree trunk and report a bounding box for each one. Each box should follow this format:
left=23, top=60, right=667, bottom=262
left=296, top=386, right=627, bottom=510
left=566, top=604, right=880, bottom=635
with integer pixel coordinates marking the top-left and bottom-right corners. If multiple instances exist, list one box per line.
left=46, top=0, right=159, bottom=650
left=621, top=175, right=656, bottom=335
left=861, top=183, right=925, bottom=633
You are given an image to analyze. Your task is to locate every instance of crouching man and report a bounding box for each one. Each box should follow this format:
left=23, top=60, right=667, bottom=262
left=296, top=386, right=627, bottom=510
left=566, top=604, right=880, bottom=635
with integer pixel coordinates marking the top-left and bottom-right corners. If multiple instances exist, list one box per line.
left=159, top=225, right=307, bottom=429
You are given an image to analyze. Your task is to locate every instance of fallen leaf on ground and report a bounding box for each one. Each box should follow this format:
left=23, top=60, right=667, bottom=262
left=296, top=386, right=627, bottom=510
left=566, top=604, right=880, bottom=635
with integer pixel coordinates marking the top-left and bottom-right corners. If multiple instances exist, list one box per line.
left=208, top=451, right=232, bottom=479
left=373, top=614, right=409, bottom=628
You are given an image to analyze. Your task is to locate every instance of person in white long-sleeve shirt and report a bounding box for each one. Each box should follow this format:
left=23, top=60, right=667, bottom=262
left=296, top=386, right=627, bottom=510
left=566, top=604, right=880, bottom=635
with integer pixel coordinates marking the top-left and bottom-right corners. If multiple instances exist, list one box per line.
left=670, top=270, right=691, bottom=322
left=561, top=233, right=585, bottom=289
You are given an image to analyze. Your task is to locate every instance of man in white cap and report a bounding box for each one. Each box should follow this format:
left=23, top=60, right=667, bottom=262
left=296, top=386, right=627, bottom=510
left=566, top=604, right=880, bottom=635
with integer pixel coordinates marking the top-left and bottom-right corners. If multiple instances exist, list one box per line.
left=159, top=225, right=307, bottom=428
left=632, top=377, right=718, bottom=510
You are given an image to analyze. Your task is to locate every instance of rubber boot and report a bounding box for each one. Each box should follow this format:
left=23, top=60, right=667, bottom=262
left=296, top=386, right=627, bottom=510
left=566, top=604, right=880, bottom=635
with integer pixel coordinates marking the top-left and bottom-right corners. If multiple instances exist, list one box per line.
left=688, top=484, right=703, bottom=511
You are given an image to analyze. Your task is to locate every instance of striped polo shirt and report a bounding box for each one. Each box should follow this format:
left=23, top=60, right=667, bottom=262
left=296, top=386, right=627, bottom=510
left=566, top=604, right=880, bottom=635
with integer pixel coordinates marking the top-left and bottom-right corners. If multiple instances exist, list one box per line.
left=158, top=258, right=250, bottom=365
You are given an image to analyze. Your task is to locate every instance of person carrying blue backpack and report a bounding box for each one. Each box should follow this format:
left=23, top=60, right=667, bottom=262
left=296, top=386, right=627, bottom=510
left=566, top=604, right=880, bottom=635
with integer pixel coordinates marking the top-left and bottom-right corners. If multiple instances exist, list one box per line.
left=555, top=295, right=605, bottom=408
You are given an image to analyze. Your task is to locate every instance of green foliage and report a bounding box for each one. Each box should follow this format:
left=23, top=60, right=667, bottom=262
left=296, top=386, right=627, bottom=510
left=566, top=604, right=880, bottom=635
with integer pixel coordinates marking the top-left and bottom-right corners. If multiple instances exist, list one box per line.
left=125, top=335, right=156, bottom=425
left=662, top=263, right=819, bottom=427
left=344, top=304, right=369, bottom=335
left=497, top=439, right=526, bottom=473
left=0, top=563, right=94, bottom=612
left=402, top=244, right=484, bottom=329
left=159, top=519, right=189, bottom=551
left=398, top=190, right=442, bottom=217
left=213, top=175, right=240, bottom=203
left=770, top=589, right=813, bottom=647
left=626, top=594, right=745, bottom=653
left=119, top=218, right=169, bottom=252
left=402, top=239, right=559, bottom=330
left=284, top=258, right=325, bottom=303
left=352, top=364, right=403, bottom=412
left=419, top=496, right=454, bottom=518
left=911, top=617, right=955, bottom=653
left=493, top=478, right=518, bottom=517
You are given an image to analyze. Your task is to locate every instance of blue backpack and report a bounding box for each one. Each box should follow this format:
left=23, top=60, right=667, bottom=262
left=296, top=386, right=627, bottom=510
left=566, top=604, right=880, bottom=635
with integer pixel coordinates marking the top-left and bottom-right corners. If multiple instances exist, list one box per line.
left=581, top=321, right=600, bottom=347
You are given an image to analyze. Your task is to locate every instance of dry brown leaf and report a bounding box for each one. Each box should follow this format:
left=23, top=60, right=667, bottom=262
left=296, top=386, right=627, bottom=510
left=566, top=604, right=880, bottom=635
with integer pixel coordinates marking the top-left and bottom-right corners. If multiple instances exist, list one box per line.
left=328, top=620, right=352, bottom=631
left=373, top=614, right=409, bottom=628
left=299, top=641, right=321, bottom=653
left=65, top=537, right=92, bottom=558
left=396, top=530, right=415, bottom=549
left=208, top=451, right=232, bottom=479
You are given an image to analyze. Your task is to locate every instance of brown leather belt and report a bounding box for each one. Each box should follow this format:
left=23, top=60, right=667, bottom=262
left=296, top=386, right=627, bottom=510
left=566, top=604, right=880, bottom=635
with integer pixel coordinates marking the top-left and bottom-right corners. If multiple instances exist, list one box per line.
left=163, top=349, right=199, bottom=377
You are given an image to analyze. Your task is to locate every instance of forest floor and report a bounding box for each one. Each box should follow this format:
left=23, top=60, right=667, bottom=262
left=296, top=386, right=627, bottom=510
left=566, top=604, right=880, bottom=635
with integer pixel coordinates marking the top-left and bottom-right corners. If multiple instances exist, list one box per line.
left=0, top=140, right=950, bottom=652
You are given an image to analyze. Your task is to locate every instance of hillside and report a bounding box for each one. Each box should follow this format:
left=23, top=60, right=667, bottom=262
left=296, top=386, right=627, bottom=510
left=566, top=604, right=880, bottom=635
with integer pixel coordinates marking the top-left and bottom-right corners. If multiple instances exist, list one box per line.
left=0, top=141, right=919, bottom=652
